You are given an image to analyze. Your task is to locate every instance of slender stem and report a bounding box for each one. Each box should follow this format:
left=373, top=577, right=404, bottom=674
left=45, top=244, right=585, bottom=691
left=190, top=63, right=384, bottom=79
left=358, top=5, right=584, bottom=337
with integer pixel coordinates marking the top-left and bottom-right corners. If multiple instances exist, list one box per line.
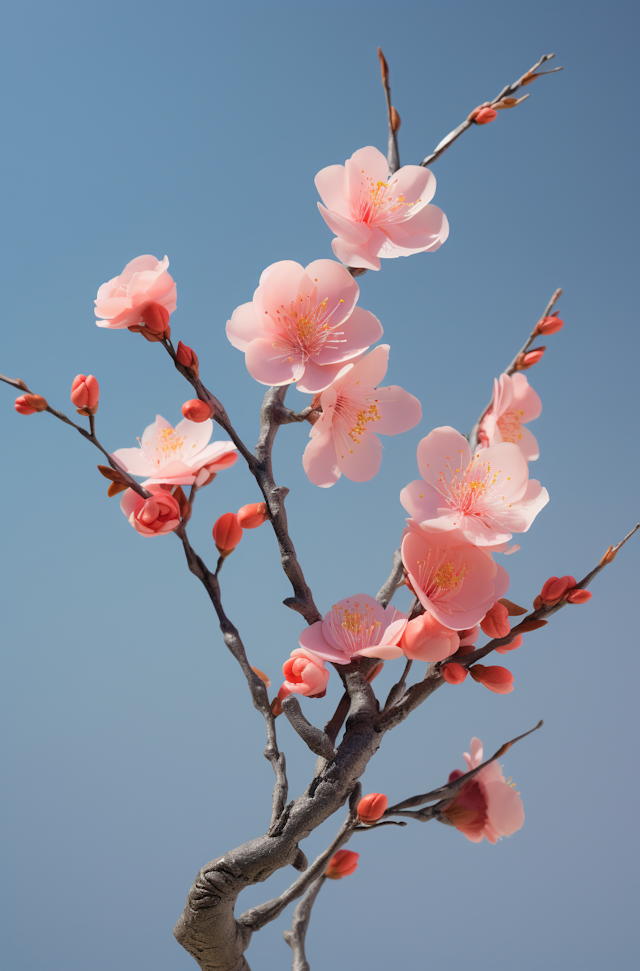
left=283, top=876, right=327, bottom=971
left=378, top=47, right=400, bottom=175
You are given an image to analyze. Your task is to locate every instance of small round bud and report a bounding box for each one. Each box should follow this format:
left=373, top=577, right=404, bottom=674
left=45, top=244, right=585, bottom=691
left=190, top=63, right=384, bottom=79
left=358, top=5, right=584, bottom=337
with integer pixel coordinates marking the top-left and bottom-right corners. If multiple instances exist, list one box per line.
left=141, top=301, right=170, bottom=334
left=536, top=315, right=564, bottom=336
left=441, top=662, right=468, bottom=685
left=480, top=602, right=511, bottom=639
left=566, top=588, right=592, bottom=604
left=237, top=502, right=269, bottom=529
left=71, top=374, right=100, bottom=415
left=474, top=107, right=498, bottom=124
left=516, top=347, right=546, bottom=370
left=182, top=399, right=212, bottom=423
left=469, top=664, right=514, bottom=694
left=326, top=849, right=359, bottom=880
left=540, top=575, right=576, bottom=605
left=14, top=395, right=36, bottom=415
left=357, top=793, right=388, bottom=824
left=212, top=512, right=243, bottom=554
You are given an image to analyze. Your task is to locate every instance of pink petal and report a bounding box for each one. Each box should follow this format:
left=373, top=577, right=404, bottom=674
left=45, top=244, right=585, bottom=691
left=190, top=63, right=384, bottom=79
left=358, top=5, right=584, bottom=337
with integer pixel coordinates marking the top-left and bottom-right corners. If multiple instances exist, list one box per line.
left=314, top=307, right=384, bottom=365
left=185, top=440, right=237, bottom=470
left=484, top=781, right=525, bottom=836
left=357, top=642, right=404, bottom=660
left=299, top=622, right=349, bottom=664
left=317, top=204, right=372, bottom=245
left=368, top=385, right=422, bottom=436
left=345, top=146, right=389, bottom=199
left=512, top=372, right=542, bottom=421
left=388, top=164, right=437, bottom=208
left=416, top=427, right=471, bottom=485
left=120, top=254, right=165, bottom=284
left=314, top=164, right=350, bottom=216
left=244, top=338, right=304, bottom=386
left=519, top=426, right=540, bottom=462
left=226, top=302, right=265, bottom=351
left=110, top=447, right=154, bottom=477
left=342, top=344, right=390, bottom=389
left=331, top=236, right=381, bottom=271
left=400, top=480, right=442, bottom=524
left=302, top=259, right=360, bottom=322
left=303, top=429, right=340, bottom=488
left=120, top=488, right=143, bottom=519
left=94, top=297, right=132, bottom=320
left=380, top=205, right=449, bottom=255
left=173, top=417, right=213, bottom=458
left=296, top=359, right=348, bottom=394
left=335, top=430, right=382, bottom=482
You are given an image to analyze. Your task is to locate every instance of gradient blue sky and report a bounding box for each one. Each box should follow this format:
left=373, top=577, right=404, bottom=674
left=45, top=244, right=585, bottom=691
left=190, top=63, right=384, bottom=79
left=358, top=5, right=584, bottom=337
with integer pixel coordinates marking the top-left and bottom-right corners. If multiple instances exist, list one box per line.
left=2, top=2, right=639, bottom=969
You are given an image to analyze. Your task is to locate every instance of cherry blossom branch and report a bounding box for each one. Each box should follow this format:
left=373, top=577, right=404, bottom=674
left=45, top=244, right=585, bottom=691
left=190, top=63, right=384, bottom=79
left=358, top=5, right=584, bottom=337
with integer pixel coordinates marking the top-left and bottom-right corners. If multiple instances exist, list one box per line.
left=468, top=286, right=562, bottom=451
left=377, top=524, right=639, bottom=731
left=282, top=875, right=327, bottom=971
left=0, top=372, right=149, bottom=499
left=420, top=53, right=563, bottom=168
left=378, top=47, right=400, bottom=176
left=375, top=547, right=404, bottom=608
left=238, top=784, right=361, bottom=932
left=175, top=522, right=288, bottom=830
left=384, top=720, right=543, bottom=821
left=281, top=695, right=336, bottom=762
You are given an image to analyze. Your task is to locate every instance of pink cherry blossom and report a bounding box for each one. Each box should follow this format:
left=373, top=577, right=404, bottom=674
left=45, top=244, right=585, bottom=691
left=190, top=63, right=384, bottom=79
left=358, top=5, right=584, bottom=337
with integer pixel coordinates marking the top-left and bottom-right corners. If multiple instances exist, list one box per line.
left=401, top=612, right=460, bottom=662
left=400, top=426, right=548, bottom=548
left=95, top=255, right=177, bottom=330
left=479, top=373, right=542, bottom=461
left=303, top=345, right=422, bottom=487
left=226, top=259, right=383, bottom=392
left=299, top=593, right=407, bottom=665
left=276, top=648, right=330, bottom=705
left=315, top=146, right=449, bottom=271
left=402, top=525, right=510, bottom=630
left=441, top=737, right=525, bottom=844
left=120, top=486, right=181, bottom=537
left=112, top=415, right=238, bottom=487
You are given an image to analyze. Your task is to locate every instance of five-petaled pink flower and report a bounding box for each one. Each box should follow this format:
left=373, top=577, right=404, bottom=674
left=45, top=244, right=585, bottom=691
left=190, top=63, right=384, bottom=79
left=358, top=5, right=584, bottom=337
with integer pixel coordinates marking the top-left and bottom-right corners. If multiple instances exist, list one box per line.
left=479, top=373, right=542, bottom=461
left=303, top=345, right=422, bottom=487
left=120, top=486, right=181, bottom=537
left=315, top=146, right=449, bottom=271
left=441, top=737, right=525, bottom=844
left=226, top=259, right=383, bottom=392
left=299, top=593, right=407, bottom=664
left=112, top=415, right=238, bottom=487
left=400, top=426, right=548, bottom=548
left=95, top=255, right=177, bottom=330
left=401, top=525, right=510, bottom=630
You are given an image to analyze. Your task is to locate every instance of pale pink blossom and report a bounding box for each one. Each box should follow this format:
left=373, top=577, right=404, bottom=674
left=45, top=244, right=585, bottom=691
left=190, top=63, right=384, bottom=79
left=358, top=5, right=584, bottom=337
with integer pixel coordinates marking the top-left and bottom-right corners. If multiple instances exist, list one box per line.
left=226, top=259, right=383, bottom=391
left=120, top=486, right=181, bottom=537
left=315, top=146, right=448, bottom=271
left=441, top=737, right=525, bottom=843
left=402, top=525, right=510, bottom=630
left=299, top=594, right=407, bottom=665
left=95, top=255, right=177, bottom=330
left=276, top=648, right=330, bottom=704
left=112, top=415, right=238, bottom=487
left=400, top=426, right=548, bottom=548
left=303, top=345, right=421, bottom=487
left=479, top=373, right=542, bottom=461
left=400, top=612, right=460, bottom=662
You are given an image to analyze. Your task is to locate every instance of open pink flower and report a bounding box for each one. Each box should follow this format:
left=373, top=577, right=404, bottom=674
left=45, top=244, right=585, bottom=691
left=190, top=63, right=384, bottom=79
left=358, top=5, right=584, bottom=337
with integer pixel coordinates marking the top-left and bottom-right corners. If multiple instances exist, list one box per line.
left=120, top=486, right=181, bottom=537
left=276, top=648, right=330, bottom=705
left=402, top=525, right=510, bottom=630
left=226, top=259, right=383, bottom=392
left=400, top=426, right=548, bottom=548
left=112, top=415, right=238, bottom=487
left=441, top=737, right=525, bottom=844
left=95, top=255, right=177, bottom=330
left=299, top=594, right=407, bottom=665
left=479, top=373, right=542, bottom=461
left=303, top=345, right=421, bottom=487
left=315, top=146, right=449, bottom=271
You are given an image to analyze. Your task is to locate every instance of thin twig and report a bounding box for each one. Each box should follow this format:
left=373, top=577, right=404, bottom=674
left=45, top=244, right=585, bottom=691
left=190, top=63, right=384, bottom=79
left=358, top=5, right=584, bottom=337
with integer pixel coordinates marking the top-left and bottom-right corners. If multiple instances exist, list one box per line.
left=375, top=547, right=404, bottom=608
left=282, top=875, right=327, bottom=971
left=383, top=658, right=413, bottom=711
left=282, top=696, right=336, bottom=762
left=421, top=53, right=563, bottom=167
left=468, top=287, right=562, bottom=451
left=378, top=47, right=400, bottom=175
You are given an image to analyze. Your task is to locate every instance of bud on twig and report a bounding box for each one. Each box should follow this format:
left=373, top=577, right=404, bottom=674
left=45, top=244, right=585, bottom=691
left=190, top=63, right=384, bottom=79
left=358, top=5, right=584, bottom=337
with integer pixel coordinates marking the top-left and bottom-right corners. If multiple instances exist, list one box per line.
left=377, top=47, right=389, bottom=84
left=237, top=502, right=269, bottom=528
left=390, top=106, right=401, bottom=131
left=516, top=347, right=546, bottom=370
left=441, top=662, right=468, bottom=685
left=480, top=602, right=511, bottom=639
left=15, top=393, right=48, bottom=414
left=182, top=399, right=213, bottom=423
left=535, top=315, right=564, bottom=336
left=176, top=341, right=200, bottom=377
left=469, top=664, right=514, bottom=694
left=326, top=849, right=359, bottom=880
left=566, top=588, right=592, bottom=604
left=357, top=793, right=388, bottom=824
left=213, top=512, right=243, bottom=555
left=71, top=374, right=100, bottom=416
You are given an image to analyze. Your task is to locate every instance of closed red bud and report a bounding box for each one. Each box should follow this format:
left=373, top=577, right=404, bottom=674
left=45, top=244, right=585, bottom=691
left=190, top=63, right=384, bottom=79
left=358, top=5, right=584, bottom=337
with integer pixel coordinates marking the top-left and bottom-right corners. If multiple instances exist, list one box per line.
left=516, top=347, right=546, bottom=370
left=474, top=106, right=498, bottom=124
left=14, top=395, right=37, bottom=415
left=357, top=793, right=388, bottom=824
left=540, top=575, right=576, bottom=604
left=442, top=662, right=468, bottom=685
left=566, top=588, right=592, bottom=604
left=365, top=661, right=384, bottom=683
left=481, top=602, right=511, bottom=639
left=212, top=512, right=243, bottom=553
left=326, top=849, right=359, bottom=879
left=181, top=399, right=212, bottom=423
left=495, top=634, right=523, bottom=654
left=141, top=301, right=170, bottom=334
left=536, top=315, right=564, bottom=336
left=20, top=393, right=48, bottom=413
left=176, top=341, right=200, bottom=375
left=237, top=502, right=269, bottom=529
left=71, top=374, right=100, bottom=415
left=469, top=664, right=514, bottom=694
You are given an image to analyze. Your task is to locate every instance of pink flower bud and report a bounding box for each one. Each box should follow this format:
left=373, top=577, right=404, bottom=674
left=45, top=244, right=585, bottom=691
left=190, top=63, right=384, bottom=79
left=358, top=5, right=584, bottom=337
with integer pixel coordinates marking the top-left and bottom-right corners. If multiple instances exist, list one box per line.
left=536, top=315, right=564, bottom=336
left=181, top=399, right=213, bottom=423
left=120, top=488, right=181, bottom=537
left=237, top=502, right=269, bottom=529
left=442, top=662, right=468, bottom=685
left=474, top=106, right=498, bottom=124
left=17, top=393, right=48, bottom=413
left=279, top=648, right=330, bottom=698
left=566, top=588, right=592, bottom=604
left=15, top=395, right=37, bottom=415
left=516, top=347, right=546, bottom=370
left=495, top=634, right=523, bottom=654
left=176, top=341, right=200, bottom=376
left=212, top=512, right=243, bottom=553
left=326, top=849, right=359, bottom=880
left=540, top=575, right=576, bottom=604
left=469, top=664, right=514, bottom=694
left=141, top=301, right=171, bottom=334
left=70, top=374, right=100, bottom=415
left=480, top=602, right=511, bottom=639
left=401, top=612, right=460, bottom=662
left=357, top=792, right=388, bottom=824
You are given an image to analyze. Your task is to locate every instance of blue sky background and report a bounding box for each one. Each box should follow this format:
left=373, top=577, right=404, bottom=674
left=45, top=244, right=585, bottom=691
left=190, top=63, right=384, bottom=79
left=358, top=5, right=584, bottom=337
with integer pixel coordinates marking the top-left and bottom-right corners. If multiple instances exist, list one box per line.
left=2, top=2, right=639, bottom=969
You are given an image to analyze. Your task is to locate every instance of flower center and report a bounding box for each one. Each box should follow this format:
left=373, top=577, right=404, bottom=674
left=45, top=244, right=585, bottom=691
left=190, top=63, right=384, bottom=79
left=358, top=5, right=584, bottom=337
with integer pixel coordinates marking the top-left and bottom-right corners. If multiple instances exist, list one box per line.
left=424, top=449, right=514, bottom=524
left=497, top=408, right=524, bottom=443
left=416, top=549, right=469, bottom=608
left=140, top=427, right=187, bottom=467
left=271, top=293, right=346, bottom=363
left=353, top=175, right=421, bottom=226
left=328, top=602, right=382, bottom=656
left=331, top=390, right=382, bottom=458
